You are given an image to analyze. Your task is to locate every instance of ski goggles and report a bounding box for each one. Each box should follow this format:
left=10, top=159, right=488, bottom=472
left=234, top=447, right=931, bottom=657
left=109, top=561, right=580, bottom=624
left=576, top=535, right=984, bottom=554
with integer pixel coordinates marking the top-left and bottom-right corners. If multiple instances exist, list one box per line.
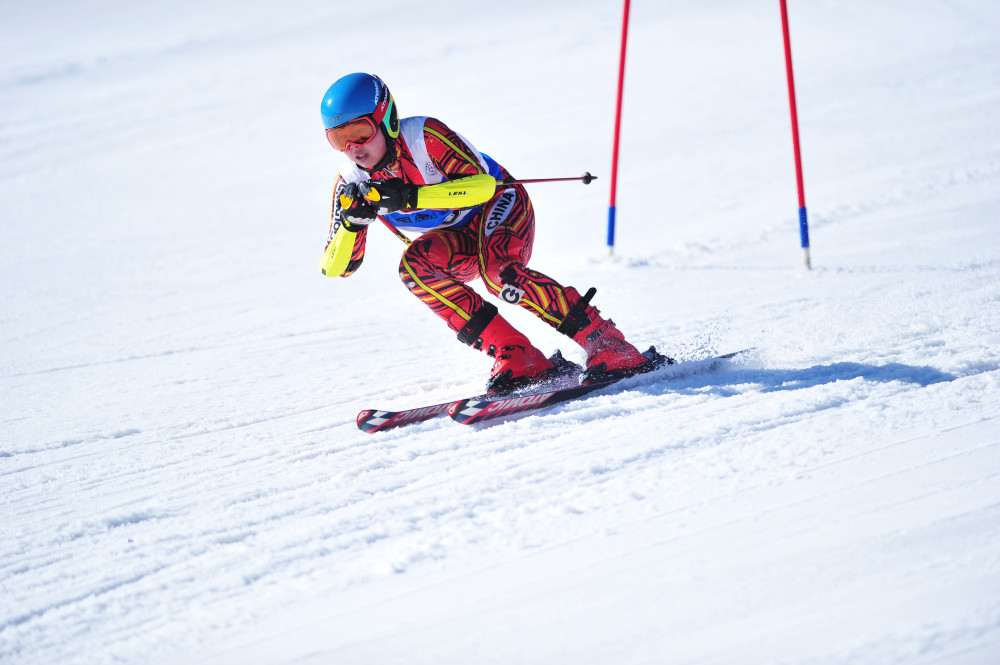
left=326, top=116, right=378, bottom=151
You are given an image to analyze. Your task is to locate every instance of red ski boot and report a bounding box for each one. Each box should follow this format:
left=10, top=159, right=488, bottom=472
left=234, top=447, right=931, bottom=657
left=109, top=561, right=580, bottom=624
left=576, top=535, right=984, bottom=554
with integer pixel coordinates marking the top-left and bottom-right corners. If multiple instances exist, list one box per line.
left=457, top=303, right=557, bottom=394
left=557, top=287, right=668, bottom=384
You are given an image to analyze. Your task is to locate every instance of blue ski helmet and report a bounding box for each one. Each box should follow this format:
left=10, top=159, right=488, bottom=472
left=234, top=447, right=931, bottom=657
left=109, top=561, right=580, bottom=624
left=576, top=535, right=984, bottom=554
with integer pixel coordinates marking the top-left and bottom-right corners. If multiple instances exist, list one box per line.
left=320, top=73, right=400, bottom=139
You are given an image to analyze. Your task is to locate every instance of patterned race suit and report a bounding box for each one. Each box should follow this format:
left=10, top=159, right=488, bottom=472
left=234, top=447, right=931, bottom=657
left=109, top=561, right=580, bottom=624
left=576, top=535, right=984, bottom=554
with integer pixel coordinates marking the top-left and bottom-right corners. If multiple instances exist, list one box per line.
left=327, top=116, right=587, bottom=336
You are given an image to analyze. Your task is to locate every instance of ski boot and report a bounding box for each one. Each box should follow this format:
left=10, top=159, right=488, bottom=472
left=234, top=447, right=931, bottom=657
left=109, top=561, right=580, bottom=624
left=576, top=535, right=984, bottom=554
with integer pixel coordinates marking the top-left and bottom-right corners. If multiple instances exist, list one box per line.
left=458, top=303, right=579, bottom=394
left=557, top=287, right=673, bottom=384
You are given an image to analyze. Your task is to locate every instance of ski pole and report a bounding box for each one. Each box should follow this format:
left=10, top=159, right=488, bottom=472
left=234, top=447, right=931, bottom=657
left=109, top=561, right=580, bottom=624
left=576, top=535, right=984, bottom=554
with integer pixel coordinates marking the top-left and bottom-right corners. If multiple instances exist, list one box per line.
left=380, top=217, right=410, bottom=245
left=377, top=172, right=598, bottom=245
left=499, top=172, right=597, bottom=186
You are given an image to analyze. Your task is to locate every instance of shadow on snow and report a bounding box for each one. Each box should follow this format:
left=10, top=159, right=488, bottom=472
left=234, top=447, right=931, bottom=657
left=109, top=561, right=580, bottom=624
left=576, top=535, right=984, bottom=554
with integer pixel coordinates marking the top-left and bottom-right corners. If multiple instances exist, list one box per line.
left=660, top=361, right=960, bottom=397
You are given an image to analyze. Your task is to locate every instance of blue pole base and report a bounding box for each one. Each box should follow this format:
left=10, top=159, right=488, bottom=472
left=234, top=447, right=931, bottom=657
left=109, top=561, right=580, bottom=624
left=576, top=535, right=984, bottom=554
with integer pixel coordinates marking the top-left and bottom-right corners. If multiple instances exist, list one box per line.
left=798, top=206, right=810, bottom=249
left=607, top=205, right=616, bottom=254
left=799, top=206, right=812, bottom=269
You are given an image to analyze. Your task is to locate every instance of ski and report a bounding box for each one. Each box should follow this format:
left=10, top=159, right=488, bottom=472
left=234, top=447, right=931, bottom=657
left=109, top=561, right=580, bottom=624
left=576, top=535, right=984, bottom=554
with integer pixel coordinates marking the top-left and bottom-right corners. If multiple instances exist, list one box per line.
left=356, top=349, right=752, bottom=433
left=447, top=349, right=751, bottom=426
left=356, top=400, right=456, bottom=434
left=355, top=350, right=581, bottom=434
left=447, top=380, right=614, bottom=425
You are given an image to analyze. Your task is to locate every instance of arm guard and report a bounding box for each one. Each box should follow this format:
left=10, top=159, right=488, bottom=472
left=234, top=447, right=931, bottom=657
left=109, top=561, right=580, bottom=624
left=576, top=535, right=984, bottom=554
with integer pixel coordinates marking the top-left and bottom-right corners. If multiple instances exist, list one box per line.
left=321, top=178, right=368, bottom=277
left=320, top=224, right=366, bottom=277
left=414, top=174, right=498, bottom=209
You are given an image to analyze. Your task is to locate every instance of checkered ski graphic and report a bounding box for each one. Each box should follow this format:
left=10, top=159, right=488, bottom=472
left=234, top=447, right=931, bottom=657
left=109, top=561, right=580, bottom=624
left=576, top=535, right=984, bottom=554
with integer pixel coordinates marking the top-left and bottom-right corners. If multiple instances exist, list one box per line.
left=449, top=390, right=570, bottom=425
left=356, top=401, right=455, bottom=433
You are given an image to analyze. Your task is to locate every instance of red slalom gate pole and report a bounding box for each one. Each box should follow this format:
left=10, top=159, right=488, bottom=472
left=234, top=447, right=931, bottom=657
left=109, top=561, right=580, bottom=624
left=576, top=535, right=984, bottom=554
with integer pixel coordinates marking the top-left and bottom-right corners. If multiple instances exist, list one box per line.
left=607, top=0, right=631, bottom=257
left=780, top=0, right=812, bottom=269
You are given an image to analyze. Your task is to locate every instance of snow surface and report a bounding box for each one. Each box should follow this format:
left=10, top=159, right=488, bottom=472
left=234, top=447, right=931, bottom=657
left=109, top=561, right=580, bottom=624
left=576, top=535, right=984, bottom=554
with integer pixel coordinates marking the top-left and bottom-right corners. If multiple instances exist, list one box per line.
left=3, top=0, right=1000, bottom=663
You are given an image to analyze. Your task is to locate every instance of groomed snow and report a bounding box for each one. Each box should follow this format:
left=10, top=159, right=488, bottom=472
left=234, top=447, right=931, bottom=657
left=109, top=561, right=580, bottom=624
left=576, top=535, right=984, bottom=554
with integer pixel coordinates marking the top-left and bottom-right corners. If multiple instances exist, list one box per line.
left=2, top=1, right=999, bottom=663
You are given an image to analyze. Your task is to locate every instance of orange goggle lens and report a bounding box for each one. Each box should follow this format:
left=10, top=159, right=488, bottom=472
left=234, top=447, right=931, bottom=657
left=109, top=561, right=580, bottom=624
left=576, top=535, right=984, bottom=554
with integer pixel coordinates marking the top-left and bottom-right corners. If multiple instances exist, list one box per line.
left=326, top=117, right=377, bottom=151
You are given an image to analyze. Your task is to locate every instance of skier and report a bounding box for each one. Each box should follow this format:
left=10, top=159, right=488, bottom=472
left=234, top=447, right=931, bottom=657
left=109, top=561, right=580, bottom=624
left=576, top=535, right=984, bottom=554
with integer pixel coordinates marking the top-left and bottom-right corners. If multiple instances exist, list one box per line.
left=320, top=72, right=660, bottom=392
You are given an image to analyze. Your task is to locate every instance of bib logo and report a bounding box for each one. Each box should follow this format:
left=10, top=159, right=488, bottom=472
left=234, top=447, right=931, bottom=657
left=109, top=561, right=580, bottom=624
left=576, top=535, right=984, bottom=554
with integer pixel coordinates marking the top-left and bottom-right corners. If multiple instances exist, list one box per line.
left=500, top=285, right=524, bottom=305
left=484, top=189, right=516, bottom=237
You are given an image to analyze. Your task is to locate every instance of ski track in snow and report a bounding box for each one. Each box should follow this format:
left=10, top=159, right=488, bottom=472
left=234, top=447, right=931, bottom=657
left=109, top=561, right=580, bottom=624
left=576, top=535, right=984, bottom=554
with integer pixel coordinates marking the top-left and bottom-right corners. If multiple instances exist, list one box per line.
left=3, top=0, right=1000, bottom=663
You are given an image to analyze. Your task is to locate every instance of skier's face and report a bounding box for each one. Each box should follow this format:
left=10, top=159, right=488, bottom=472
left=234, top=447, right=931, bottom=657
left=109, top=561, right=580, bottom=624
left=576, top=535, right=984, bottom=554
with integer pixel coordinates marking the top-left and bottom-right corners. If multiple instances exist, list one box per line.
left=345, top=127, right=387, bottom=170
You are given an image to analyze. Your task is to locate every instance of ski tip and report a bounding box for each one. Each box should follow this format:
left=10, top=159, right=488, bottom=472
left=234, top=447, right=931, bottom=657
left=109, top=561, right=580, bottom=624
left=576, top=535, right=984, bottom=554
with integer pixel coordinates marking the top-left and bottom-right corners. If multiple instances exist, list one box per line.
left=357, top=409, right=389, bottom=433
left=716, top=347, right=755, bottom=360
left=447, top=398, right=474, bottom=424
left=645, top=346, right=675, bottom=367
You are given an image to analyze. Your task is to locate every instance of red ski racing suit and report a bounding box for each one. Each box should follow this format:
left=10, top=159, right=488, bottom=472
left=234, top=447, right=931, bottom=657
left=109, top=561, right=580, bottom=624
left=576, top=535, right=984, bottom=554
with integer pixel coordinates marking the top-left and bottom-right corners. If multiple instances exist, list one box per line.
left=326, top=116, right=586, bottom=336
left=323, top=115, right=653, bottom=388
